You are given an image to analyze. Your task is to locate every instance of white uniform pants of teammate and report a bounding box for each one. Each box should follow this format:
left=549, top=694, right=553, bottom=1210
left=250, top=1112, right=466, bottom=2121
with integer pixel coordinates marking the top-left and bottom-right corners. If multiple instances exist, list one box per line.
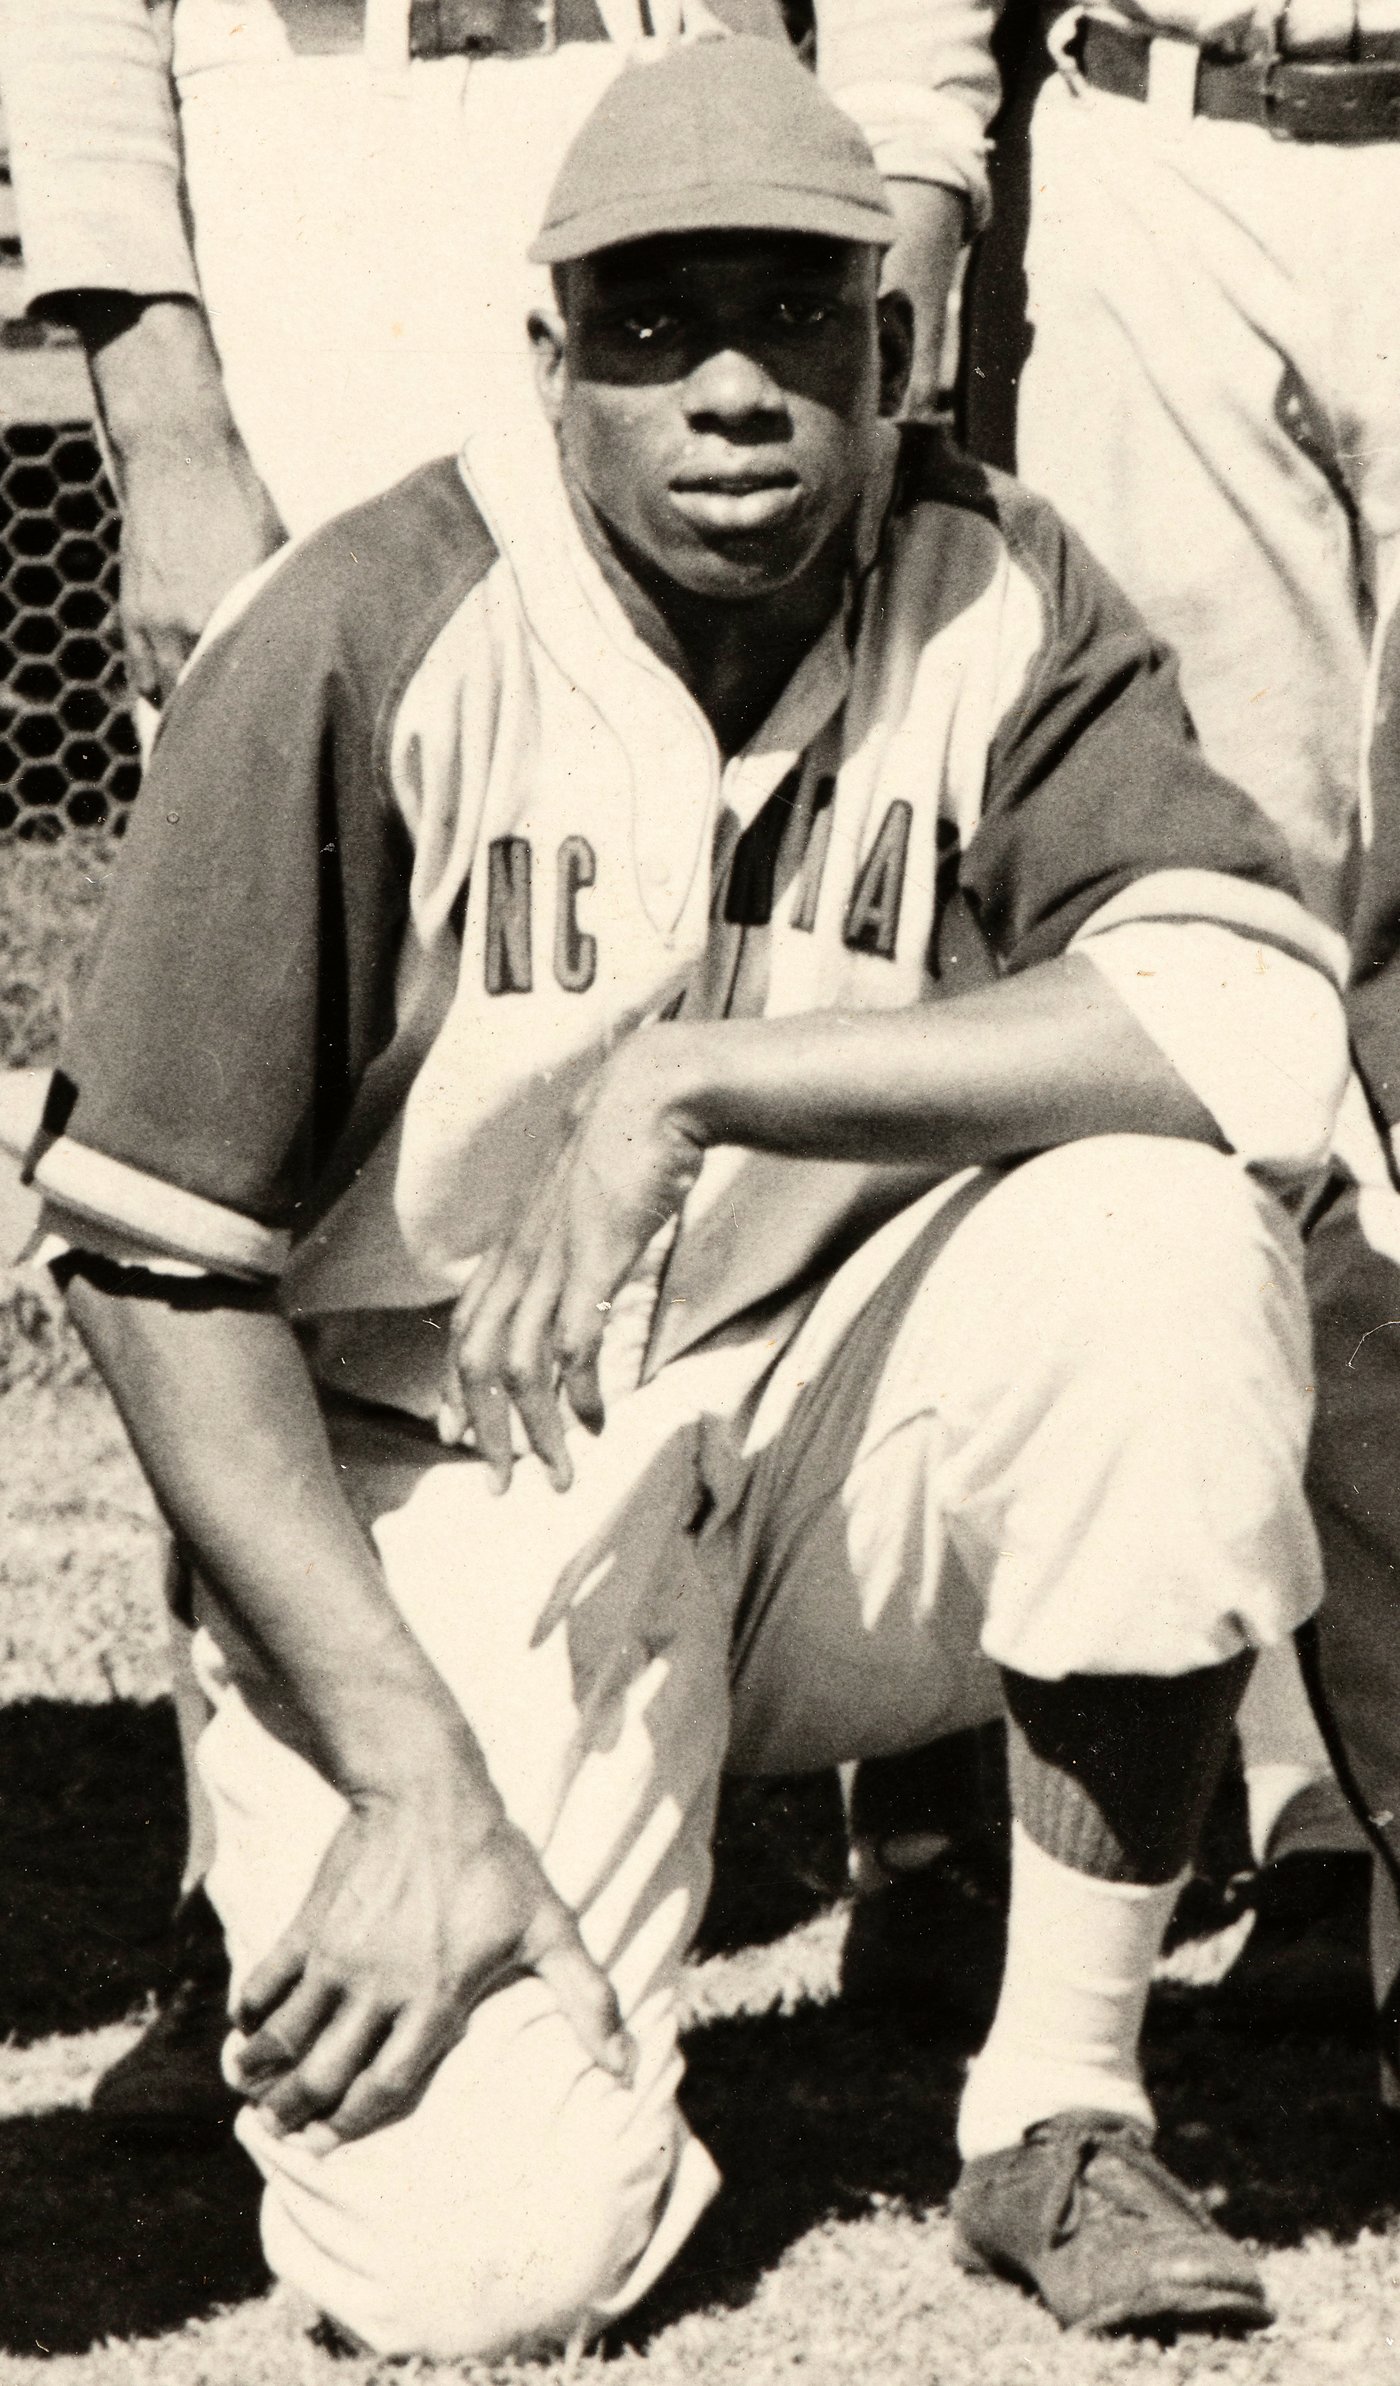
left=194, top=1139, right=1321, bottom=2358
left=1017, top=62, right=1400, bottom=935
left=175, top=4, right=634, bottom=536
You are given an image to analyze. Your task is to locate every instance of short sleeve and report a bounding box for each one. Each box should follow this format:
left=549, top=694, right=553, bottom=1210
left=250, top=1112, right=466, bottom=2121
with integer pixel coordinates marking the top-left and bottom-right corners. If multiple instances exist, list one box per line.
left=960, top=501, right=1308, bottom=975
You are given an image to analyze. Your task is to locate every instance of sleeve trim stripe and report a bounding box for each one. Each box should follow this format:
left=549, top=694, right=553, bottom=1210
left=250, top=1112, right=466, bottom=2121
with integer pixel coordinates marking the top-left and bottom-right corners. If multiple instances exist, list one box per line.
left=1069, top=870, right=1349, bottom=989
left=0, top=1081, right=287, bottom=1277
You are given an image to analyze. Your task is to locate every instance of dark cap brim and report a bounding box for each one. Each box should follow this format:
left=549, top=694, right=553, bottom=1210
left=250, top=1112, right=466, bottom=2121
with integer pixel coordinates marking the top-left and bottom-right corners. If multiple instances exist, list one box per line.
left=528, top=180, right=896, bottom=265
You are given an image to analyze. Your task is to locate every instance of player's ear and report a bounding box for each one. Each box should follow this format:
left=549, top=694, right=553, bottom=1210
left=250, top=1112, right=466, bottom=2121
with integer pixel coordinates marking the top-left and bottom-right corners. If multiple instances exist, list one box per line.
left=530, top=305, right=569, bottom=426
left=876, top=288, right=914, bottom=421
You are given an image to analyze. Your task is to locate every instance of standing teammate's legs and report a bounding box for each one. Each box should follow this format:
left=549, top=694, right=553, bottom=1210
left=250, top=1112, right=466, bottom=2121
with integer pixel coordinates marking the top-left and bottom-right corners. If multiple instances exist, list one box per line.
left=985, top=76, right=1400, bottom=1926
left=1014, top=74, right=1400, bottom=928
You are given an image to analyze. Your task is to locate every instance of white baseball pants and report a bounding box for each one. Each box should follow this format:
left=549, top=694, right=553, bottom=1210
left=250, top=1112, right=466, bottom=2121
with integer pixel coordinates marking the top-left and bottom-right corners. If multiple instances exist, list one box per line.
left=193, top=1137, right=1321, bottom=2357
left=176, top=35, right=631, bottom=536
left=1016, top=67, right=1400, bottom=933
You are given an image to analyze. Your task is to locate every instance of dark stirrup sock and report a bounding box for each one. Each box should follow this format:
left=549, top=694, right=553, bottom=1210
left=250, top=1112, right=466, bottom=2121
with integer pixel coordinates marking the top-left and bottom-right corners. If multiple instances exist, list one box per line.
left=1003, top=1654, right=1254, bottom=1885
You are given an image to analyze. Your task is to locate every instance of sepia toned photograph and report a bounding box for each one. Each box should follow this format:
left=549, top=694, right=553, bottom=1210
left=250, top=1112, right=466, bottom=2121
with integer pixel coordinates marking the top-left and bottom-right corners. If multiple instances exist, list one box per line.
left=0, top=2, right=1397, bottom=2378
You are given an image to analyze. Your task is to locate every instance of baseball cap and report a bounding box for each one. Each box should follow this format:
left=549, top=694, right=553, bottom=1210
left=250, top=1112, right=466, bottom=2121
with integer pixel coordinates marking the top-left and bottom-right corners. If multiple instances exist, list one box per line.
left=529, top=35, right=896, bottom=266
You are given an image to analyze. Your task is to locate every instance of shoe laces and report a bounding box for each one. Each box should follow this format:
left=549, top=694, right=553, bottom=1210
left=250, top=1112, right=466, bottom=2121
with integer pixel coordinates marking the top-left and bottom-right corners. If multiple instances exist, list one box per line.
left=1025, top=2114, right=1212, bottom=2249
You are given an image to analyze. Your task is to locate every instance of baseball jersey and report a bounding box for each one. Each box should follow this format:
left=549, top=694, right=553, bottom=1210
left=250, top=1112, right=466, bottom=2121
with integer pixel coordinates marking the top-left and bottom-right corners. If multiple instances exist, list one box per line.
left=25, top=422, right=1347, bottom=1415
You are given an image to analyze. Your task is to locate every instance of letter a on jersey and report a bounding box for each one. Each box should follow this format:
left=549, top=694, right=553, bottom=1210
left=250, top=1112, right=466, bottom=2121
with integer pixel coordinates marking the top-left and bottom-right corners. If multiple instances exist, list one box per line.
left=843, top=800, right=912, bottom=959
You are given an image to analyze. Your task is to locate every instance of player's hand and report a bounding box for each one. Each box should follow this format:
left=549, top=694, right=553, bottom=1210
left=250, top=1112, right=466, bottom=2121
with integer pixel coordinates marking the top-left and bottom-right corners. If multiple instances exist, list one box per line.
left=225, top=1785, right=634, bottom=2148
left=118, top=434, right=286, bottom=706
left=442, top=1030, right=706, bottom=1493
left=80, top=294, right=287, bottom=705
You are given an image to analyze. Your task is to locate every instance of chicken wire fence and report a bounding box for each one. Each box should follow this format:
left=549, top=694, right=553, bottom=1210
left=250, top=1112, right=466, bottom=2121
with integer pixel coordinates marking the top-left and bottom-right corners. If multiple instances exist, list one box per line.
left=0, top=122, right=140, bottom=842
left=0, top=419, right=140, bottom=839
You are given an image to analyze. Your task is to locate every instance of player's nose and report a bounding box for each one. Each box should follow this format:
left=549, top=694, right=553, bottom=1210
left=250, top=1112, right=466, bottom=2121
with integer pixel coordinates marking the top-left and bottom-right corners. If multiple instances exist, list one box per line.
left=682, top=343, right=788, bottom=433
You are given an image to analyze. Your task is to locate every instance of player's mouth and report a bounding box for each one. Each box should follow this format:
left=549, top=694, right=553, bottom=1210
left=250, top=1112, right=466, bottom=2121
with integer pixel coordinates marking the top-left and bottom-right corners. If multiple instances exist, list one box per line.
left=668, top=471, right=803, bottom=536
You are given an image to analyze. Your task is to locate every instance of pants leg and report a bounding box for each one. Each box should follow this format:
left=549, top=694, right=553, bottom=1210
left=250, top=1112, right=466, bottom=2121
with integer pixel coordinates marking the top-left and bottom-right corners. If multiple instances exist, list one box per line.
left=729, top=1137, right=1321, bottom=1775
left=1303, top=1182, right=1400, bottom=2031
left=194, top=1355, right=761, bottom=2358
left=176, top=42, right=630, bottom=535
left=1017, top=77, right=1372, bottom=924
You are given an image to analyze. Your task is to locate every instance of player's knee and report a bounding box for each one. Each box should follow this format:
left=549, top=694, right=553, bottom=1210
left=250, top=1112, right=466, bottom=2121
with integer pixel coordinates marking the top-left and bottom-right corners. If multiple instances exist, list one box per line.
left=1011, top=1135, right=1309, bottom=1394
left=251, top=1990, right=686, bottom=2360
left=262, top=2134, right=666, bottom=2360
left=363, top=2176, right=655, bottom=2355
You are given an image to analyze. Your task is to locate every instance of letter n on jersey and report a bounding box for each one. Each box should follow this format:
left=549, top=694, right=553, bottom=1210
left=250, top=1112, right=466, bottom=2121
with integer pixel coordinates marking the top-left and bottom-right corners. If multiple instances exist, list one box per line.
left=485, top=836, right=533, bottom=994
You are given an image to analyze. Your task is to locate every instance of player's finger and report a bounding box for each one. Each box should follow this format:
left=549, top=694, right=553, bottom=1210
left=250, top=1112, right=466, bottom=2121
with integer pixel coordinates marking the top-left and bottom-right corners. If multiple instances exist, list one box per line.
left=454, top=1266, right=532, bottom=1492
left=234, top=1927, right=310, bottom=2035
left=563, top=1349, right=606, bottom=1438
left=254, top=1997, right=394, bottom=2138
left=503, top=1228, right=574, bottom=1491
left=295, top=2005, right=446, bottom=2148
left=552, top=1222, right=623, bottom=1437
left=230, top=1965, right=342, bottom=2088
left=447, top=1238, right=510, bottom=1347
left=528, top=1907, right=634, bottom=2084
left=440, top=1247, right=507, bottom=1442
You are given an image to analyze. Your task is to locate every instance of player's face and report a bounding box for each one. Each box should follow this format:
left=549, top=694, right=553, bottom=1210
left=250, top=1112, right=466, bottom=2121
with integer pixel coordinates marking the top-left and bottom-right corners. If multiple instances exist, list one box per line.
left=531, top=232, right=911, bottom=603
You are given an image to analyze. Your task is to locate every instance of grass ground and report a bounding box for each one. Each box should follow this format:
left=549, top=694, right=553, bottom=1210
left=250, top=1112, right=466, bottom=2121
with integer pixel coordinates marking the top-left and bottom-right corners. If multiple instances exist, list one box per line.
left=1, top=835, right=1398, bottom=2384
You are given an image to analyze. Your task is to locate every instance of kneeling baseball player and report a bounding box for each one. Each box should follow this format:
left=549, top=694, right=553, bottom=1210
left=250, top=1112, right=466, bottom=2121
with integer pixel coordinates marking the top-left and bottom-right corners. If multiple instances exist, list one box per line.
left=6, top=36, right=1352, bottom=2355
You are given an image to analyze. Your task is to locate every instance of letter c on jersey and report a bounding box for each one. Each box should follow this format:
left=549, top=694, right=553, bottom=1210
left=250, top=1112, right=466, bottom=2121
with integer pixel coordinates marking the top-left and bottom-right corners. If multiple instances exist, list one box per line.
left=555, top=836, right=598, bottom=994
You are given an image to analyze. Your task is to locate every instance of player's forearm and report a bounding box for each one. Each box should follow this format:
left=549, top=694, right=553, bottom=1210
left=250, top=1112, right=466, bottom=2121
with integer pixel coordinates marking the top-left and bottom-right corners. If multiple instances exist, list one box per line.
left=881, top=180, right=966, bottom=418
left=653, top=955, right=1221, bottom=1169
left=76, top=296, right=244, bottom=479
left=63, top=1270, right=504, bottom=1825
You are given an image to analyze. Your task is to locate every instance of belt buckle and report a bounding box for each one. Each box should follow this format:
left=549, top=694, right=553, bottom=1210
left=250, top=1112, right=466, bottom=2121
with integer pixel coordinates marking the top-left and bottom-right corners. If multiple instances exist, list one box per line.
left=408, top=0, right=556, bottom=59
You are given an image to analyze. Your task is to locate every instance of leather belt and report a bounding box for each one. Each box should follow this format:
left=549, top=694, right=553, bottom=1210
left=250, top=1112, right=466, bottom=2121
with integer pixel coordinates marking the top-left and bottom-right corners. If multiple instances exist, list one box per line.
left=1077, top=15, right=1400, bottom=140
left=408, top=0, right=608, bottom=56
left=269, top=0, right=608, bottom=60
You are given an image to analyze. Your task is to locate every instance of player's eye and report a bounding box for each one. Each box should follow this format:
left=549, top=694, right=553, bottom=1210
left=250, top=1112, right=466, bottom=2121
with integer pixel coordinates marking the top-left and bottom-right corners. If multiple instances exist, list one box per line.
left=620, top=308, right=683, bottom=344
left=770, top=296, right=833, bottom=330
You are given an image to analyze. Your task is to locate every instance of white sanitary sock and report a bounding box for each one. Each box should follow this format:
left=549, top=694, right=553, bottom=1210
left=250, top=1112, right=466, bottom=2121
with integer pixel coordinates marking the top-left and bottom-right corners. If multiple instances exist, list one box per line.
left=957, top=1822, right=1181, bottom=2163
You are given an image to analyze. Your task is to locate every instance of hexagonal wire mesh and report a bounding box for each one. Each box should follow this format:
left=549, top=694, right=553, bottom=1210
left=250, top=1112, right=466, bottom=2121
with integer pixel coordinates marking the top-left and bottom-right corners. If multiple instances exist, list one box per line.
left=0, top=419, right=140, bottom=839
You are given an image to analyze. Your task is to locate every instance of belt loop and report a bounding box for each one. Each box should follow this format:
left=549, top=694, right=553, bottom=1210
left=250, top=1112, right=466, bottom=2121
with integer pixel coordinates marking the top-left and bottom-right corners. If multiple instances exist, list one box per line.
left=365, top=0, right=412, bottom=68
left=1049, top=4, right=1088, bottom=90
left=1145, top=31, right=1201, bottom=127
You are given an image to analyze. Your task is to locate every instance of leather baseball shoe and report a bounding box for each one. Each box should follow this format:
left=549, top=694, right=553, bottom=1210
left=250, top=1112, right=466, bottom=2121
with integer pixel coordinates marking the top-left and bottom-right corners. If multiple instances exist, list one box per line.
left=951, top=2110, right=1273, bottom=2336
left=90, top=1888, right=239, bottom=2140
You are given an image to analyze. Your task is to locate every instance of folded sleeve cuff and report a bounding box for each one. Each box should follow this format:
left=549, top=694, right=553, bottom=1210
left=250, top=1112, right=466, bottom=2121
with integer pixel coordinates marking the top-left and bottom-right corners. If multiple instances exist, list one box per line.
left=1072, top=915, right=1350, bottom=1180
left=0, top=1067, right=286, bottom=1277
left=1, top=0, right=200, bottom=310
left=18, top=160, right=202, bottom=313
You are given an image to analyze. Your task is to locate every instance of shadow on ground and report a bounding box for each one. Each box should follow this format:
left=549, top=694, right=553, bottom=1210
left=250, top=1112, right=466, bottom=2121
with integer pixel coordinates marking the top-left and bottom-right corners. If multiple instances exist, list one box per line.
left=1, top=1702, right=1397, bottom=2354
left=0, top=2114, right=264, bottom=2356
left=0, top=1698, right=187, bottom=2041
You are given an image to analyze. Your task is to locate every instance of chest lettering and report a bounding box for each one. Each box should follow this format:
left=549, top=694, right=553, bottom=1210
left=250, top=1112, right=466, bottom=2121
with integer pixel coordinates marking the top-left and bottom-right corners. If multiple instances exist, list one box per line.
left=483, top=832, right=601, bottom=996
left=843, top=800, right=912, bottom=960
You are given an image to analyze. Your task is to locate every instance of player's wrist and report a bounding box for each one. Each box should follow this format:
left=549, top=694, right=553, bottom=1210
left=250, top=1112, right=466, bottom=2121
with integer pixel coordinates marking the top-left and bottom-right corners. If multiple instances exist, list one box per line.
left=603, top=1022, right=718, bottom=1156
left=332, top=1705, right=506, bottom=1841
